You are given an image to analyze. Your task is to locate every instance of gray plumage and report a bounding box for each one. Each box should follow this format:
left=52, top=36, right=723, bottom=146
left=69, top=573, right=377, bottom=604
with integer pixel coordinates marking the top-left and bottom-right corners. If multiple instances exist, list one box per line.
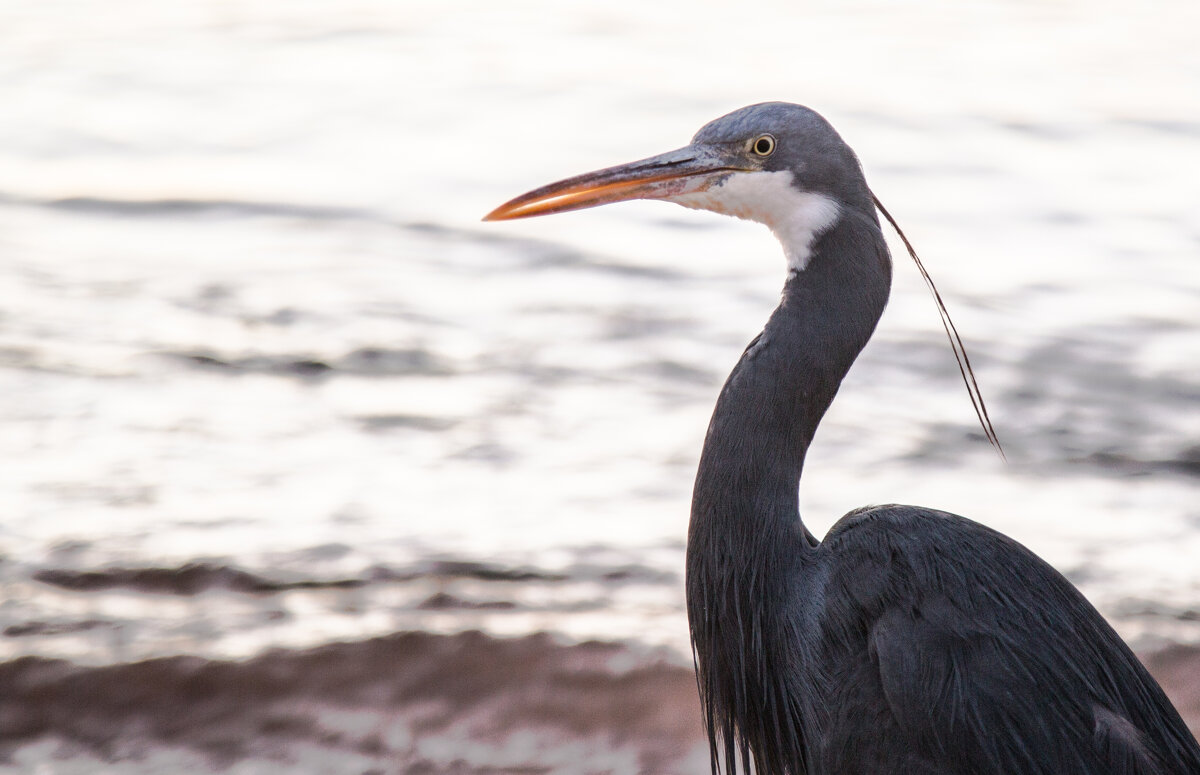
left=486, top=102, right=1200, bottom=775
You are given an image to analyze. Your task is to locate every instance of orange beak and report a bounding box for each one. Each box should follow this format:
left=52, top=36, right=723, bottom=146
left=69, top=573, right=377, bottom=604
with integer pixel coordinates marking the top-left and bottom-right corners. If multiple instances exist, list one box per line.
left=483, top=145, right=745, bottom=221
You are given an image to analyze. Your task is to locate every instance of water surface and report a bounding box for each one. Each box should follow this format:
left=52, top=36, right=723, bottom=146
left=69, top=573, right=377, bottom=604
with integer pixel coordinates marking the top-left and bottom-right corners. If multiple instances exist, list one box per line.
left=1, top=0, right=1198, bottom=672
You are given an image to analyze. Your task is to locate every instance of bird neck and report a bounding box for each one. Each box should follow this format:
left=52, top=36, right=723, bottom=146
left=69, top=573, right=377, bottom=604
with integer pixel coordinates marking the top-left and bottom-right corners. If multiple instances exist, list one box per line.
left=689, top=206, right=891, bottom=551
left=685, top=206, right=891, bottom=774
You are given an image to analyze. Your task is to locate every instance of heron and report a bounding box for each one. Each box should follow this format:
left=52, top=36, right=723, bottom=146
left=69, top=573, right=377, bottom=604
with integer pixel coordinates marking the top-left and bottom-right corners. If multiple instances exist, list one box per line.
left=484, top=102, right=1200, bottom=774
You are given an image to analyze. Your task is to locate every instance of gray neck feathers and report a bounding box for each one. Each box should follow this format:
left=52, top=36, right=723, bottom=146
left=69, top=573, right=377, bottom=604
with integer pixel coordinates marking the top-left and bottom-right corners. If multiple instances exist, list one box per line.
left=685, top=206, right=892, bottom=775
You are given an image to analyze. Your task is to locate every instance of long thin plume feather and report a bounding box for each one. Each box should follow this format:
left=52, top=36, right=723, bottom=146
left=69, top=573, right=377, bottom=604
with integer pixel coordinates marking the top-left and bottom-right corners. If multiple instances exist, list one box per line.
left=873, top=194, right=1006, bottom=460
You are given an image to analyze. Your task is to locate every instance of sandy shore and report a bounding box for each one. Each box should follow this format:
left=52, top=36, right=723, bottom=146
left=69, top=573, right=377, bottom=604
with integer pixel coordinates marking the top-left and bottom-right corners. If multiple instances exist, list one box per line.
left=0, top=630, right=1196, bottom=774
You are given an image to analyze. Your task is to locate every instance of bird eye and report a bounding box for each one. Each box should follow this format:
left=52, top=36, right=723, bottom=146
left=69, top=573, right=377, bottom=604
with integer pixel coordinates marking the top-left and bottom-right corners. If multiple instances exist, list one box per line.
left=751, top=134, right=776, bottom=157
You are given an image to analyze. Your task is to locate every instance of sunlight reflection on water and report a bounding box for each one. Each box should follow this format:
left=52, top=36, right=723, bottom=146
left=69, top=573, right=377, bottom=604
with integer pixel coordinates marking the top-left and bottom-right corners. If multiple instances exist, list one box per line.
left=0, top=0, right=1198, bottom=661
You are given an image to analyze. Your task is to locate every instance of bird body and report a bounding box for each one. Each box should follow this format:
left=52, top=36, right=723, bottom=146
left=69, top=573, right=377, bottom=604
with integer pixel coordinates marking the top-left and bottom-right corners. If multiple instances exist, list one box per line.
left=813, top=505, right=1194, bottom=774
left=485, top=102, right=1200, bottom=775
left=694, top=499, right=1200, bottom=773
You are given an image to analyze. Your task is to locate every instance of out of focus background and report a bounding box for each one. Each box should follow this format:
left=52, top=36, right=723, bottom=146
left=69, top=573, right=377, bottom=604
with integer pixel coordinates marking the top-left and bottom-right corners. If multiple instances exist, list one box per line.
left=1, top=0, right=1197, bottom=772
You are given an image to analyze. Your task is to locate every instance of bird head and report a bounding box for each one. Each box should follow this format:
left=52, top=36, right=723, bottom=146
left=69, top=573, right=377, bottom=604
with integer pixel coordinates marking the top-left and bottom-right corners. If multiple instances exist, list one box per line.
left=485, top=103, right=1005, bottom=456
left=484, top=102, right=875, bottom=271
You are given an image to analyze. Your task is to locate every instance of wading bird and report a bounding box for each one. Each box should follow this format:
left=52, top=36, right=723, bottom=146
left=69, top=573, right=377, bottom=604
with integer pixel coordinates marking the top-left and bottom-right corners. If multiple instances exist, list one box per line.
left=485, top=103, right=1200, bottom=775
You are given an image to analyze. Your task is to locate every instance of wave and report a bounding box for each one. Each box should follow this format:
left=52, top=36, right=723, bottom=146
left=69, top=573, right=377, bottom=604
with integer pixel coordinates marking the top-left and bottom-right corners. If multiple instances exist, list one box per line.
left=28, top=558, right=664, bottom=598
left=0, top=630, right=705, bottom=773
left=44, top=196, right=380, bottom=223
left=156, top=346, right=454, bottom=380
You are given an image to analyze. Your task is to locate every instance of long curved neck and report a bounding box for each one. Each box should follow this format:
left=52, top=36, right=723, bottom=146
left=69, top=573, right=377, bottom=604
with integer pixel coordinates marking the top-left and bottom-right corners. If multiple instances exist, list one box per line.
left=690, top=207, right=891, bottom=550
left=686, top=207, right=891, bottom=775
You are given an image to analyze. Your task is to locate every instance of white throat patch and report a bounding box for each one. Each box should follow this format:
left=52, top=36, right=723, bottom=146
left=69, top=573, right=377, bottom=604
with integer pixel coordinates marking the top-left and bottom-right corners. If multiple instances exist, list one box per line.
left=666, top=171, right=840, bottom=272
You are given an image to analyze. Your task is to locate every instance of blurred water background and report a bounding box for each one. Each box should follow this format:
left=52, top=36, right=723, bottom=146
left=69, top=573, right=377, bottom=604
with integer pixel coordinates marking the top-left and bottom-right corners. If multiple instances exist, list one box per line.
left=1, top=1, right=1198, bottom=761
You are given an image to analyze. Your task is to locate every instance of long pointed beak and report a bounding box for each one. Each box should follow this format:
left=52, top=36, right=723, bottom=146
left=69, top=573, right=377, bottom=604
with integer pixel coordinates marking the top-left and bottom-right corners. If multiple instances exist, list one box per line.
left=483, top=145, right=744, bottom=221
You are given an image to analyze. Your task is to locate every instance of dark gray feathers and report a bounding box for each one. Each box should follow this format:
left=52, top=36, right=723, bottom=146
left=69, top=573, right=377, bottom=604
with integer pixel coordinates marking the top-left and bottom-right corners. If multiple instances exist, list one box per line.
left=820, top=505, right=1198, bottom=774
left=691, top=102, right=876, bottom=218
left=682, top=103, right=1200, bottom=775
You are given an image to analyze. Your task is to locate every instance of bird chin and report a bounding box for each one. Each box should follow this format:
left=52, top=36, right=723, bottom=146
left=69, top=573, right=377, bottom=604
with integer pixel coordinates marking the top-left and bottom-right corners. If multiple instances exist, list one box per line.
left=666, top=170, right=793, bottom=222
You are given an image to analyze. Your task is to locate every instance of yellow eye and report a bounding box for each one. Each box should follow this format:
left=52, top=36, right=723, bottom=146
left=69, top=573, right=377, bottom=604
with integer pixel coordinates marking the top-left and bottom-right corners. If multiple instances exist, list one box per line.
left=751, top=134, right=776, bottom=157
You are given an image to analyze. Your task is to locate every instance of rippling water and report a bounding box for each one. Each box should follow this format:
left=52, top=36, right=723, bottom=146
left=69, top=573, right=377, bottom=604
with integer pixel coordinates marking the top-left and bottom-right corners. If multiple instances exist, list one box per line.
left=1, top=0, right=1199, bottom=677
